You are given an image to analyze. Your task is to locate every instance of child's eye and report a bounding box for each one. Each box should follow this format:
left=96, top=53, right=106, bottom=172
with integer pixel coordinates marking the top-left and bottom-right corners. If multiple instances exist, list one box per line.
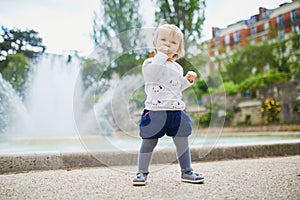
left=171, top=41, right=177, bottom=44
left=161, top=38, right=166, bottom=41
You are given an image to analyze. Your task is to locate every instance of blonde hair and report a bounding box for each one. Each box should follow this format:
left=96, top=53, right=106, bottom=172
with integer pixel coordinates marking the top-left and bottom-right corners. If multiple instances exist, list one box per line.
left=152, top=24, right=185, bottom=60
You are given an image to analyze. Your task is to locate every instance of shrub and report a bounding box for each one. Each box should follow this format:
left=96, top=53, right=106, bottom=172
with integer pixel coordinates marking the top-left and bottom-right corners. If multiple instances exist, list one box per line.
left=260, top=98, right=281, bottom=124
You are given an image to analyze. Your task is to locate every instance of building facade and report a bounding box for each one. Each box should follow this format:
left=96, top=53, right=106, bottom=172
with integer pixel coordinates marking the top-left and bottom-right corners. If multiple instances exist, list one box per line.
left=207, top=1, right=300, bottom=74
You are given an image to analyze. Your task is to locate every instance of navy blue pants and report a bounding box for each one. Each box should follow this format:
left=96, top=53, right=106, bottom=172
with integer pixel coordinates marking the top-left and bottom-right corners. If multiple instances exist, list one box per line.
left=139, top=109, right=192, bottom=139
left=137, top=109, right=193, bottom=173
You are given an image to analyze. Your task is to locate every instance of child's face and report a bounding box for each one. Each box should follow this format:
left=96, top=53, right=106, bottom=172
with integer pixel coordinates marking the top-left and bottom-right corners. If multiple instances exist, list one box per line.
left=155, top=28, right=181, bottom=59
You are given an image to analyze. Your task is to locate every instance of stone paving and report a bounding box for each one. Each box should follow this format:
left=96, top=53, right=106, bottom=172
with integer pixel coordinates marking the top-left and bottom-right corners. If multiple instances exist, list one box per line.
left=1, top=155, right=299, bottom=200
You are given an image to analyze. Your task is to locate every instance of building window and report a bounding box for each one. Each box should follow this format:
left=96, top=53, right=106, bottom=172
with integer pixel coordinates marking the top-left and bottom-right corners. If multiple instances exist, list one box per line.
left=291, top=10, right=297, bottom=22
left=262, top=34, right=268, bottom=42
left=215, top=39, right=220, bottom=47
left=278, top=15, right=283, bottom=25
left=215, top=29, right=221, bottom=37
left=264, top=22, right=269, bottom=31
left=279, top=29, right=284, bottom=39
left=251, top=27, right=256, bottom=35
left=225, top=34, right=230, bottom=45
left=234, top=31, right=239, bottom=42
left=293, top=24, right=299, bottom=32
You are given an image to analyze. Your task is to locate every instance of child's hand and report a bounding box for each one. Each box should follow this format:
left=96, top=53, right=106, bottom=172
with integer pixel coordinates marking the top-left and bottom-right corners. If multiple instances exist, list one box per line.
left=157, top=45, right=170, bottom=55
left=186, top=71, right=197, bottom=83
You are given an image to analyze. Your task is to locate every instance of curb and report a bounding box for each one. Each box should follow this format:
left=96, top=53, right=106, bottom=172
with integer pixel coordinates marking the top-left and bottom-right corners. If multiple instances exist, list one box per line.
left=0, top=141, right=299, bottom=174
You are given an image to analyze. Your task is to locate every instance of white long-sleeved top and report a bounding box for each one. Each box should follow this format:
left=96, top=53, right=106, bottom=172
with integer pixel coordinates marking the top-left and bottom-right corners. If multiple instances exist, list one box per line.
left=142, top=52, right=193, bottom=111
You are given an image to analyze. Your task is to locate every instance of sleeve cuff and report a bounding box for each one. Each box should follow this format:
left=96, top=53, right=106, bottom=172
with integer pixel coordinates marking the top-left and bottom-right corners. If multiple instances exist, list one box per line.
left=152, top=52, right=168, bottom=64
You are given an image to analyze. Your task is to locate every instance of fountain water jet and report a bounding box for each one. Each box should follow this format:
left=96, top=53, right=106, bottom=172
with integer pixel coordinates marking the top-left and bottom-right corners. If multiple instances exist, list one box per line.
left=13, top=54, right=80, bottom=138
left=0, top=54, right=114, bottom=141
left=0, top=53, right=140, bottom=153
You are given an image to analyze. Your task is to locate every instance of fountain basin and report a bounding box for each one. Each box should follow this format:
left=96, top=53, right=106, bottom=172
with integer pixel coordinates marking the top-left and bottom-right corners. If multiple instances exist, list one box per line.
left=0, top=133, right=299, bottom=174
left=1, top=133, right=300, bottom=153
left=0, top=141, right=299, bottom=174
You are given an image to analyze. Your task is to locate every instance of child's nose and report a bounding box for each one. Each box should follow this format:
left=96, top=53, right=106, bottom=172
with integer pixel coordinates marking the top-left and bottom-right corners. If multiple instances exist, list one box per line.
left=164, top=41, right=170, bottom=47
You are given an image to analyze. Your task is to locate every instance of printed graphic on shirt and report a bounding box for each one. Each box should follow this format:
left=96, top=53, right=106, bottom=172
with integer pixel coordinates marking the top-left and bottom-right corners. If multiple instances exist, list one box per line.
left=169, top=79, right=179, bottom=87
left=150, top=99, right=162, bottom=106
left=171, top=101, right=182, bottom=109
left=152, top=84, right=163, bottom=93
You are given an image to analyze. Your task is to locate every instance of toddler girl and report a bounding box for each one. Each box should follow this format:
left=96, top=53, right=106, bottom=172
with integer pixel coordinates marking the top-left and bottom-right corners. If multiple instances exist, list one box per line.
left=132, top=23, right=204, bottom=186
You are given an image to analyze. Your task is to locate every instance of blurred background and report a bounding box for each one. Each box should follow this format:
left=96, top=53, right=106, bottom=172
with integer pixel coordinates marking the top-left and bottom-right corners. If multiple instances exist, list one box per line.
left=0, top=0, right=299, bottom=141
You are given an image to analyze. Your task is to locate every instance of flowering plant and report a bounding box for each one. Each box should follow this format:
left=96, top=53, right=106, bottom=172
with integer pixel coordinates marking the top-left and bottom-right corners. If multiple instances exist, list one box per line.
left=260, top=98, right=281, bottom=124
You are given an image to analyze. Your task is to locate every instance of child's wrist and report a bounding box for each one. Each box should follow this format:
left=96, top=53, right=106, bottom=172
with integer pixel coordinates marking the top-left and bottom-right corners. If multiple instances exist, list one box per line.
left=187, top=78, right=194, bottom=83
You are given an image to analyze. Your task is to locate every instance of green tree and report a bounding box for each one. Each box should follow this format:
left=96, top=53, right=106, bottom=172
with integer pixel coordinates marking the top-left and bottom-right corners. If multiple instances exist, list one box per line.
left=271, top=32, right=300, bottom=79
left=220, top=49, right=252, bottom=84
left=0, top=26, right=45, bottom=66
left=289, top=33, right=300, bottom=79
left=1, top=53, right=30, bottom=95
left=153, top=0, right=206, bottom=73
left=154, top=0, right=206, bottom=45
left=91, top=0, right=144, bottom=79
left=92, top=0, right=142, bottom=49
left=221, top=32, right=300, bottom=85
left=239, top=69, right=289, bottom=92
left=0, top=26, right=45, bottom=94
left=81, top=58, right=105, bottom=90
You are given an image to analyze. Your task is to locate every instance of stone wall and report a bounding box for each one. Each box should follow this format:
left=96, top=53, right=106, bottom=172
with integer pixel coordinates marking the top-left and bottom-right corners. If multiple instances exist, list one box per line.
left=256, top=81, right=300, bottom=124
left=197, top=124, right=300, bottom=133
left=233, top=100, right=262, bottom=125
left=201, top=81, right=300, bottom=125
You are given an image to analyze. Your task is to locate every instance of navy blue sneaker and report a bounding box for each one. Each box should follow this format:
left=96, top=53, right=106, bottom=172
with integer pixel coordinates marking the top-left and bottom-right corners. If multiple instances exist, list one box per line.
left=181, top=170, right=204, bottom=184
left=132, top=172, right=149, bottom=186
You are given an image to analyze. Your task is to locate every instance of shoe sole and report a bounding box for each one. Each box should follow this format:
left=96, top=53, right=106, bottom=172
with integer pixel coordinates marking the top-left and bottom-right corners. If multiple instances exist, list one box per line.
left=181, top=178, right=205, bottom=184
left=132, top=181, right=146, bottom=186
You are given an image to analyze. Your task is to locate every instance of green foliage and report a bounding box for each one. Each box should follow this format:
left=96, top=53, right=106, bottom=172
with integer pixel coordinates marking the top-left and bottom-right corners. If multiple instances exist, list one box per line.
left=129, top=86, right=146, bottom=108
left=193, top=103, right=225, bottom=127
left=224, top=106, right=241, bottom=126
left=206, top=71, right=223, bottom=89
left=154, top=0, right=206, bottom=72
left=293, top=101, right=300, bottom=113
left=109, top=52, right=143, bottom=77
left=222, top=32, right=300, bottom=84
left=221, top=42, right=275, bottom=84
left=93, top=0, right=142, bottom=47
left=239, top=70, right=289, bottom=92
left=269, top=33, right=300, bottom=75
left=0, top=26, right=45, bottom=63
left=190, top=79, right=208, bottom=98
left=181, top=54, right=210, bottom=103
left=1, top=53, right=30, bottom=95
left=92, top=0, right=145, bottom=80
left=190, top=109, right=210, bottom=127
left=223, top=81, right=239, bottom=95
left=207, top=81, right=239, bottom=95
left=287, top=33, right=300, bottom=79
left=154, top=0, right=206, bottom=43
left=81, top=58, right=105, bottom=89
left=0, top=26, right=45, bottom=94
left=221, top=49, right=253, bottom=84
left=203, top=31, right=300, bottom=102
